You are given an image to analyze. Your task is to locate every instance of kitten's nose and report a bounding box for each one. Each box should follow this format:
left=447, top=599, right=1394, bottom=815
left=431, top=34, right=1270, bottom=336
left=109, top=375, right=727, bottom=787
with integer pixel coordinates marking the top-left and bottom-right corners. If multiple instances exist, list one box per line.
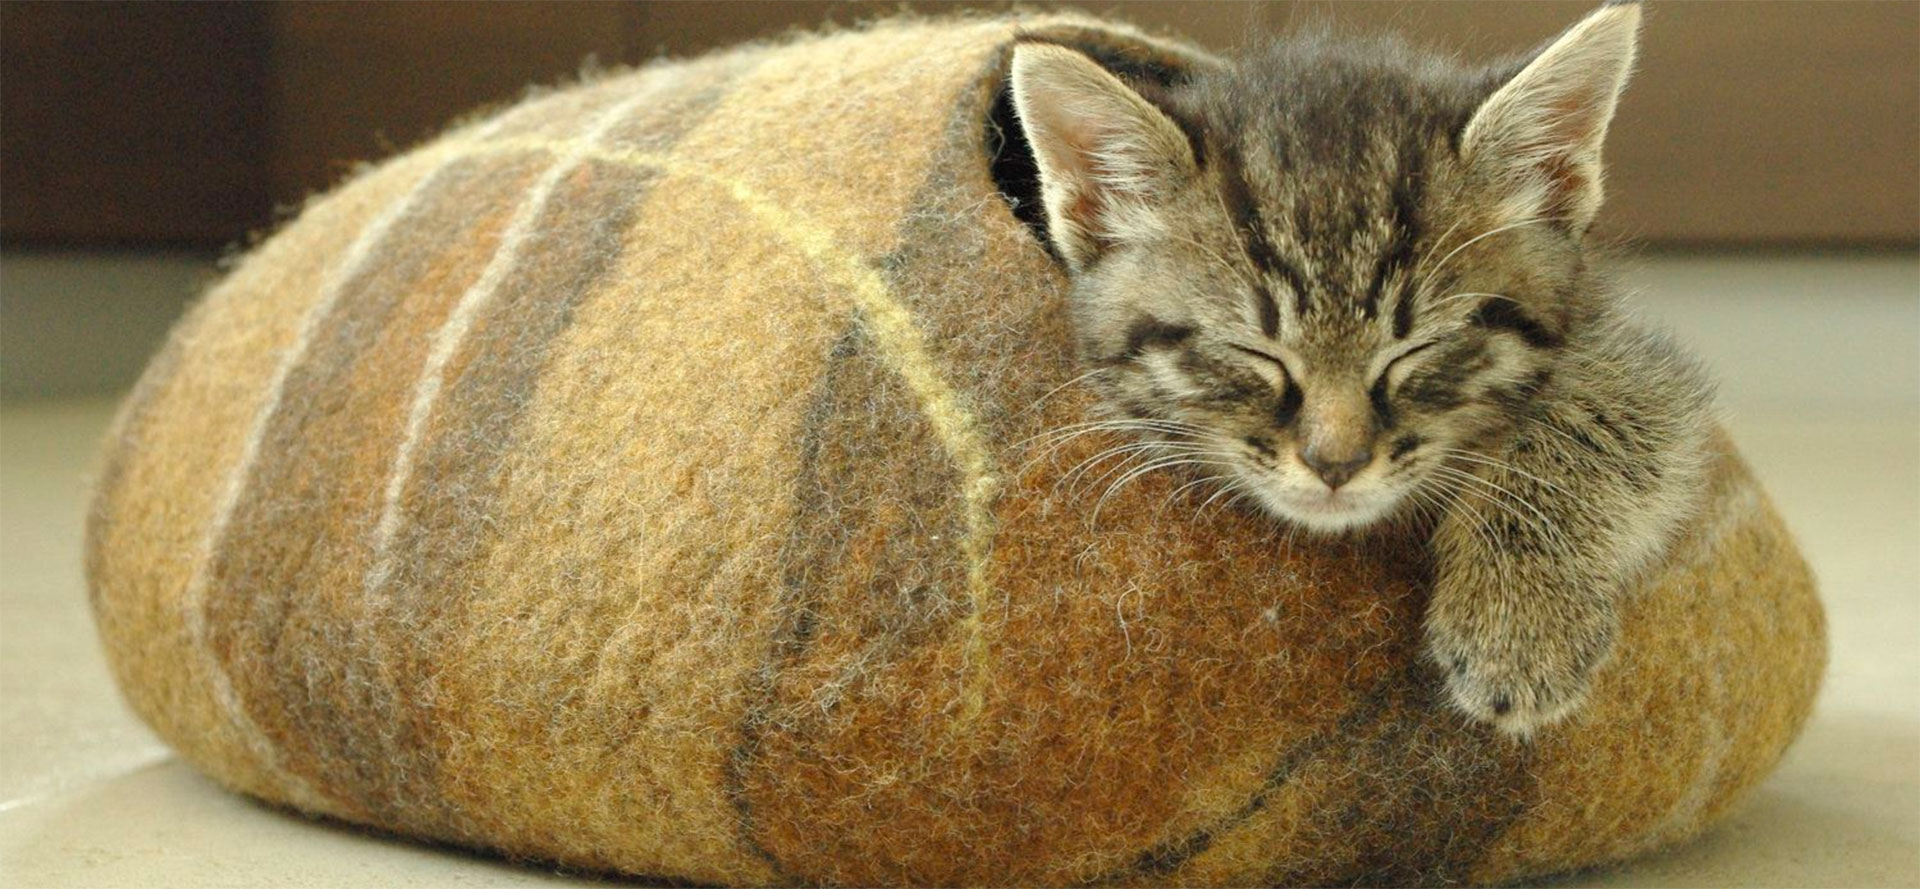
left=1299, top=444, right=1372, bottom=489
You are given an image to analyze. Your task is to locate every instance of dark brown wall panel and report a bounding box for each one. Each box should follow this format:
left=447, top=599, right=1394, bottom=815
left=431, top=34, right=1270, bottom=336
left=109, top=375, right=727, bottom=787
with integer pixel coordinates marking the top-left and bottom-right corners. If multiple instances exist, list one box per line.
left=4, top=2, right=1915, bottom=247
left=1, top=3, right=270, bottom=245
left=264, top=2, right=633, bottom=205
left=1275, top=1, right=1920, bottom=245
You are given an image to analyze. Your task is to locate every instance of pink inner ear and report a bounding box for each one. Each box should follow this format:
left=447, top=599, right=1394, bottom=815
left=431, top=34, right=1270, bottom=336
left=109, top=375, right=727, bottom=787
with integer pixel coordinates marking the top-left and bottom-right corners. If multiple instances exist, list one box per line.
left=1534, top=86, right=1605, bottom=148
left=1533, top=90, right=1605, bottom=217
left=1058, top=114, right=1131, bottom=182
left=1039, top=112, right=1127, bottom=246
left=1065, top=189, right=1111, bottom=247
left=1541, top=154, right=1585, bottom=220
left=1012, top=44, right=1197, bottom=263
left=1483, top=82, right=1608, bottom=223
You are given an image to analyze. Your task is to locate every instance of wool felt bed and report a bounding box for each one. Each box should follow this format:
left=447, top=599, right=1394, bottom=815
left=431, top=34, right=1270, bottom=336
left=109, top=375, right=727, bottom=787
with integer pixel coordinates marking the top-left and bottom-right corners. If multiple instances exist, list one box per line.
left=86, top=13, right=1826, bottom=887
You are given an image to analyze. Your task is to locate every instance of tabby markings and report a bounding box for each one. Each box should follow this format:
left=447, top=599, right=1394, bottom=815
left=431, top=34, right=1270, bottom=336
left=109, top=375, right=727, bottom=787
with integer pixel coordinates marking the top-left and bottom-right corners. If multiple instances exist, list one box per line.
left=1472, top=298, right=1563, bottom=349
left=1121, top=316, right=1195, bottom=361
left=1214, top=135, right=1307, bottom=326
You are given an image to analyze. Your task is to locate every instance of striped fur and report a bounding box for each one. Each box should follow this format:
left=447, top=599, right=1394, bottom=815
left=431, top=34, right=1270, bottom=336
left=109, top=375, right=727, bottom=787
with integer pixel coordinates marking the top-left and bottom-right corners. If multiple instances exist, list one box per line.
left=87, top=13, right=1824, bottom=887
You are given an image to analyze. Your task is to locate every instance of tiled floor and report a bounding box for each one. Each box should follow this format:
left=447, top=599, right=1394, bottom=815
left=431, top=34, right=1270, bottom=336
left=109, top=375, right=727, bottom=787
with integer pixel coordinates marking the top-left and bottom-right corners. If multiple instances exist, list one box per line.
left=3, top=255, right=1915, bottom=887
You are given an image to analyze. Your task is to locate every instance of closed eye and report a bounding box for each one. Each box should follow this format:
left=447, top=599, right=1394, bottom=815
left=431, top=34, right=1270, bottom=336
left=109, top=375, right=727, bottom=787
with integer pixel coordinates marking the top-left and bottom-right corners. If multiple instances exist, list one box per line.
left=1369, top=341, right=1437, bottom=420
left=1372, top=340, right=1437, bottom=388
left=1228, top=343, right=1293, bottom=379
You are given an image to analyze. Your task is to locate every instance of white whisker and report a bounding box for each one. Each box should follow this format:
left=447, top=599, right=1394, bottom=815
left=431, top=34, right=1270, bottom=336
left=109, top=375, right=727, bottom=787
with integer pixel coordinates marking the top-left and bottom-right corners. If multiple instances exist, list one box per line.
left=1427, top=464, right=1572, bottom=553
left=1431, top=447, right=1575, bottom=499
left=1416, top=214, right=1565, bottom=298
left=1019, top=367, right=1114, bottom=416
left=1091, top=457, right=1239, bottom=526
left=1156, top=472, right=1231, bottom=519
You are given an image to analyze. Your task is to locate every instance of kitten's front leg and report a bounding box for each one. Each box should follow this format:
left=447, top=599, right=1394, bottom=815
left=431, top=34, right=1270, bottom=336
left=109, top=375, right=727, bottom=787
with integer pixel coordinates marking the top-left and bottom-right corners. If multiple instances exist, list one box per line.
left=1422, top=324, right=1714, bottom=736
left=1424, top=410, right=1636, bottom=736
left=1423, top=369, right=1707, bottom=736
left=1424, top=486, right=1621, bottom=736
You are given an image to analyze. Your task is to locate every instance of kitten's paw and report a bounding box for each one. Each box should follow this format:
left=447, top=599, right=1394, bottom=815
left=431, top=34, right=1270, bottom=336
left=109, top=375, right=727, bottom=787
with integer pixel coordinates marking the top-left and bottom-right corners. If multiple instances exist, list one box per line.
left=1426, top=621, right=1609, bottom=739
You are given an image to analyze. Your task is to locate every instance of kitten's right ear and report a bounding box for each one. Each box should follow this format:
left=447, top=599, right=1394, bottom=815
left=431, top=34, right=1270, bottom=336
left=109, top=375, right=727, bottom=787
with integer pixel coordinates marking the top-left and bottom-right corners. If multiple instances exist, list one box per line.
left=1461, top=1, right=1641, bottom=235
left=1009, top=43, right=1199, bottom=271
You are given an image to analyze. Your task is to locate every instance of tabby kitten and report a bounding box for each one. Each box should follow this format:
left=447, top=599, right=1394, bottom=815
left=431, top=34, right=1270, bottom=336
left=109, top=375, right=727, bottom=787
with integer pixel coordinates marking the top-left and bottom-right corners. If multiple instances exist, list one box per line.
left=1009, top=1, right=1714, bottom=736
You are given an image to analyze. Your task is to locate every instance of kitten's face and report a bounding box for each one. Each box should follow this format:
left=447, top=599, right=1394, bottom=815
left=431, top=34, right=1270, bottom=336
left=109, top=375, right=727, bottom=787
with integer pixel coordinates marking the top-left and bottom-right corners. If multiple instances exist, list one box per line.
left=1068, top=182, right=1569, bottom=533
left=1011, top=15, right=1625, bottom=531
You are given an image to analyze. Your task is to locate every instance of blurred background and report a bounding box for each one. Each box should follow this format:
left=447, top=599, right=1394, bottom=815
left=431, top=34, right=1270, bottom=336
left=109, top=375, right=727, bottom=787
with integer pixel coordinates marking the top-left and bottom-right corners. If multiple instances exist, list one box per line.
left=1, top=3, right=1916, bottom=887
left=2, top=1, right=1915, bottom=398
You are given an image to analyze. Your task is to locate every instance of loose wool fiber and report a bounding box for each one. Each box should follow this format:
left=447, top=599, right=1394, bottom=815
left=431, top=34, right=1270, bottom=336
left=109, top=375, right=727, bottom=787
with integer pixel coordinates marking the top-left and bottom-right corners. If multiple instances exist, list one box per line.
left=88, top=13, right=1825, bottom=887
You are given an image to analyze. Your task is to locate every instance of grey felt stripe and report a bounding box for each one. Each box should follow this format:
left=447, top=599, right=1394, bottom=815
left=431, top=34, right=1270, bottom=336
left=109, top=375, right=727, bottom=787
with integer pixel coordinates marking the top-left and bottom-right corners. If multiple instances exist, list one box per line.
left=721, top=312, right=977, bottom=867
left=724, top=325, right=867, bottom=883
left=1257, top=677, right=1537, bottom=887
left=198, top=60, right=757, bottom=833
left=363, top=60, right=759, bottom=841
left=1119, top=690, right=1399, bottom=881
left=1102, top=669, right=1540, bottom=887
left=357, top=157, right=657, bottom=837
left=201, top=153, right=551, bottom=818
left=382, top=63, right=760, bottom=604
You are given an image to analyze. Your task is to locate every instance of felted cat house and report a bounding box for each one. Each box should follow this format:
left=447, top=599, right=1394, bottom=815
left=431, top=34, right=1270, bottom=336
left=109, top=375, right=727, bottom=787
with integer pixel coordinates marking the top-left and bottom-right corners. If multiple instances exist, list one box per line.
left=87, top=13, right=1824, bottom=887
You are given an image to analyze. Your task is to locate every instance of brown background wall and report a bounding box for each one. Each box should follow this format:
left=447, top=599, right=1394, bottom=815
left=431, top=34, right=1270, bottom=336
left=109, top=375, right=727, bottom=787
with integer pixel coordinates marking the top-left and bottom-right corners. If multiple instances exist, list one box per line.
left=4, top=1, right=1916, bottom=248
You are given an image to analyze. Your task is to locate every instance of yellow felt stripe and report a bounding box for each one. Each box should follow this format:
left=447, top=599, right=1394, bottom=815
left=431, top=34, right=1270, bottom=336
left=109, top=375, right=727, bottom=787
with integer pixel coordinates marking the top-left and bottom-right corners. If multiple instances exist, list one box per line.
left=440, top=135, right=1006, bottom=724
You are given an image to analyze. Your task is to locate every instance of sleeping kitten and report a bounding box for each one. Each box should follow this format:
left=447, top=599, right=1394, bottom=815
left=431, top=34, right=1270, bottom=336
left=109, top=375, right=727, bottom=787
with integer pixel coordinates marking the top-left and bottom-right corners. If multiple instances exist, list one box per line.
left=1009, top=1, right=1714, bottom=736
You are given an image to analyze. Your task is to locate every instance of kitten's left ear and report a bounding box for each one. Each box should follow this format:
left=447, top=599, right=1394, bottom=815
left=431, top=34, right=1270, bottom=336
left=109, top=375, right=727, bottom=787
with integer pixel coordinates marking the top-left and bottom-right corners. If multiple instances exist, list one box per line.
left=1463, top=1, right=1642, bottom=234
left=1009, top=42, right=1200, bottom=270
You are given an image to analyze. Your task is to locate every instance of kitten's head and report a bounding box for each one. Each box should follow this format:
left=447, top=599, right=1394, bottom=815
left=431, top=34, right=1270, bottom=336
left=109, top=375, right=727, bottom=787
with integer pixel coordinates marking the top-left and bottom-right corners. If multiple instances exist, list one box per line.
left=1010, top=2, right=1640, bottom=531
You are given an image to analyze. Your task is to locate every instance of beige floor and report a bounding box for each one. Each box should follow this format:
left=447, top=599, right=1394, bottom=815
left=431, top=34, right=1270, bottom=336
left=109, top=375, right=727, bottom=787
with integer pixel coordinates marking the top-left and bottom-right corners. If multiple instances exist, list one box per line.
left=2, top=255, right=1916, bottom=887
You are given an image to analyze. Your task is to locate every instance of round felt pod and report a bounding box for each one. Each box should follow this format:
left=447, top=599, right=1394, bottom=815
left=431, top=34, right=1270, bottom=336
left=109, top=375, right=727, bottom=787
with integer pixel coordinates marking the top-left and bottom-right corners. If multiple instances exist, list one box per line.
left=87, top=13, right=1824, bottom=886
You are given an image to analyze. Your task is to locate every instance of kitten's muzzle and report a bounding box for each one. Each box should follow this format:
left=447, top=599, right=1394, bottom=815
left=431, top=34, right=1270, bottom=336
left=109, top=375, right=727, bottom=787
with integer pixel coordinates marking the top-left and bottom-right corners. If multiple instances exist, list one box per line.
left=1298, top=443, right=1373, bottom=489
left=1296, top=389, right=1379, bottom=489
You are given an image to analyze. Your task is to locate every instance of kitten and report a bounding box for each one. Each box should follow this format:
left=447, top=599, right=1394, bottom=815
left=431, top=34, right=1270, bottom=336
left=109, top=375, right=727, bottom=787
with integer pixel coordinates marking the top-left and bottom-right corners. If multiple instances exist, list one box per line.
left=1009, top=1, right=1714, bottom=736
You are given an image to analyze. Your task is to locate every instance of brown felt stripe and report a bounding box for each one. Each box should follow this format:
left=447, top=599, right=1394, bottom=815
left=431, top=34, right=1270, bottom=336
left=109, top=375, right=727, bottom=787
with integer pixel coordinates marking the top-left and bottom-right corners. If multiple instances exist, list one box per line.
left=364, top=58, right=755, bottom=846
left=727, top=320, right=974, bottom=880
left=201, top=153, right=549, bottom=818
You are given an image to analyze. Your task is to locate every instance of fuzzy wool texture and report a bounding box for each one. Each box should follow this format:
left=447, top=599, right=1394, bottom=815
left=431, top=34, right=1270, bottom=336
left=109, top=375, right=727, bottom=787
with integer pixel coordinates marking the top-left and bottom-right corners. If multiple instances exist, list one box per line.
left=86, top=13, right=1825, bottom=887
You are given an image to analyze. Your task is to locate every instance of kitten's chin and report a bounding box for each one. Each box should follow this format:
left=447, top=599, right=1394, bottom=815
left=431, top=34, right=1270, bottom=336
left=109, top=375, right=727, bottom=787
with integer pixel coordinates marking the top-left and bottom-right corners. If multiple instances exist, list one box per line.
left=1252, top=485, right=1399, bottom=533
